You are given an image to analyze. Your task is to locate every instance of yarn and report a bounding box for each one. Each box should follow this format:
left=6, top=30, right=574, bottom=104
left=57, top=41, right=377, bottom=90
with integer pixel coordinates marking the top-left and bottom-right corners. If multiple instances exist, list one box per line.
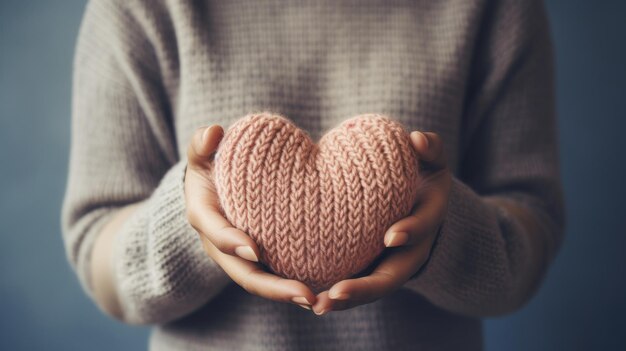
left=213, top=112, right=421, bottom=292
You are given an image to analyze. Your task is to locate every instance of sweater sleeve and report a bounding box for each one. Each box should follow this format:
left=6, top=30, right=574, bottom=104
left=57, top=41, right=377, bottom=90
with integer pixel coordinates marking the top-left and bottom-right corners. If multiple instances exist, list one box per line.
left=61, top=0, right=231, bottom=325
left=403, top=0, right=565, bottom=317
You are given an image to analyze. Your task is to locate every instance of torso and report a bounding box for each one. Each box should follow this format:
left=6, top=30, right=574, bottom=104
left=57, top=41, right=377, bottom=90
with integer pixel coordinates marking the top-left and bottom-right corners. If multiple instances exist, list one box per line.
left=147, top=0, right=486, bottom=349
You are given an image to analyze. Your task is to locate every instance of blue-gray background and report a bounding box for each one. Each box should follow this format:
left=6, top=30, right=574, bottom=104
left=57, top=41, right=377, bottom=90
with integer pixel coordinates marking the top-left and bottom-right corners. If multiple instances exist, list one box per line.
left=1, top=1, right=624, bottom=349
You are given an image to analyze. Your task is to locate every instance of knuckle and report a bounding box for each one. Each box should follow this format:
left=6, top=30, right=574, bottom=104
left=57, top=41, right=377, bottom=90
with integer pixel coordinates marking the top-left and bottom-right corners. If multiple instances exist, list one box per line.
left=372, top=270, right=401, bottom=294
left=211, top=225, right=233, bottom=249
left=376, top=269, right=397, bottom=284
left=213, top=240, right=228, bottom=253
left=209, top=232, right=226, bottom=250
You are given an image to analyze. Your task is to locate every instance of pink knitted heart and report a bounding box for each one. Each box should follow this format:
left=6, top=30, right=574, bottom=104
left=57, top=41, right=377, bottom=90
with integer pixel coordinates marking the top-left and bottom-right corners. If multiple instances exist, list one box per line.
left=213, top=112, right=421, bottom=292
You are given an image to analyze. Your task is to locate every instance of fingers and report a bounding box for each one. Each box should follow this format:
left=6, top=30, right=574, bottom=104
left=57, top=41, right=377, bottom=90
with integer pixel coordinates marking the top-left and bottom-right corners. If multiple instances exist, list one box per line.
left=383, top=190, right=448, bottom=247
left=200, top=235, right=316, bottom=308
left=185, top=123, right=262, bottom=262
left=410, top=131, right=447, bottom=171
left=311, top=291, right=342, bottom=315
left=187, top=125, right=224, bottom=168
left=240, top=268, right=317, bottom=307
left=189, top=207, right=261, bottom=262
left=383, top=130, right=451, bottom=248
left=313, top=244, right=430, bottom=314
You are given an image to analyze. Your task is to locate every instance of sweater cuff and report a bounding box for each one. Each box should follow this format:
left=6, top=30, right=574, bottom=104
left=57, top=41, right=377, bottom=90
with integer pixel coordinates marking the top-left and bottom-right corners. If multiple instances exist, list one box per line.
left=113, top=159, right=232, bottom=324
left=403, top=176, right=500, bottom=310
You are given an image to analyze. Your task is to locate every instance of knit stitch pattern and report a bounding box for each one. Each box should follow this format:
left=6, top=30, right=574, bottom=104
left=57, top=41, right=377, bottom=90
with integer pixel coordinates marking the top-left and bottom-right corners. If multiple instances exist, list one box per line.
left=213, top=112, right=420, bottom=291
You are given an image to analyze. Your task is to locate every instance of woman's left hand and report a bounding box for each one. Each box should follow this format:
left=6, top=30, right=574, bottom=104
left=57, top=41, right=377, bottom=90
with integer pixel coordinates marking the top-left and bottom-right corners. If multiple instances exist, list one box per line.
left=312, top=131, right=452, bottom=315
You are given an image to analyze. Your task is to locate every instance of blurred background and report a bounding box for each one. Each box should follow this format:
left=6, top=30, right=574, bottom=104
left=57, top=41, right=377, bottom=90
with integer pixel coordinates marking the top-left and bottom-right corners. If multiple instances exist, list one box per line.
left=1, top=0, right=624, bottom=350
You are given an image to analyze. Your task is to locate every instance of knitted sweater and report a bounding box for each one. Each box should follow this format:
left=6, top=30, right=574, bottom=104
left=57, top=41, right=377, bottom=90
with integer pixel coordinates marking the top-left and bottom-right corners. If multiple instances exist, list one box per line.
left=61, top=0, right=564, bottom=350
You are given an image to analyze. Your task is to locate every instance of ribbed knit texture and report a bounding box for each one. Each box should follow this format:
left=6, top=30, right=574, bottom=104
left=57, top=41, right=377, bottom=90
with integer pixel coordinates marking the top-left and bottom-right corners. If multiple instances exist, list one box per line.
left=61, top=0, right=565, bottom=350
left=214, top=112, right=421, bottom=291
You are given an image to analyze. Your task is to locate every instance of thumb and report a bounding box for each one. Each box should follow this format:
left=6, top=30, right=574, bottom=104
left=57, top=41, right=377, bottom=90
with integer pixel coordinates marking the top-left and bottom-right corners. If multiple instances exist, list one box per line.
left=187, top=124, right=224, bottom=168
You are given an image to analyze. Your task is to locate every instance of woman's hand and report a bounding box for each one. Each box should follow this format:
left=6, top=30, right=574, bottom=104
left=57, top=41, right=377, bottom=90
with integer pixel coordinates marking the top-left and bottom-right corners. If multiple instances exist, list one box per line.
left=311, top=131, right=452, bottom=315
left=185, top=125, right=317, bottom=310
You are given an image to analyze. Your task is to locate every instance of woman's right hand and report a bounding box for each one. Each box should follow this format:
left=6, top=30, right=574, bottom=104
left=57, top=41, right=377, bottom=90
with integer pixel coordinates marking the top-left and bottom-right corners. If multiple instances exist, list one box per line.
left=184, top=125, right=317, bottom=310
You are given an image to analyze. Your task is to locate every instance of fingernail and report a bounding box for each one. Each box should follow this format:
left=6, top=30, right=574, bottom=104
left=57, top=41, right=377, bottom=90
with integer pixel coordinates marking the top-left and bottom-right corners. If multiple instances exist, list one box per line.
left=297, top=304, right=312, bottom=310
left=314, top=308, right=326, bottom=316
left=328, top=291, right=350, bottom=300
left=292, top=296, right=312, bottom=305
left=235, top=246, right=259, bottom=262
left=202, top=125, right=214, bottom=142
left=411, top=131, right=428, bottom=148
left=420, top=132, right=429, bottom=148
left=384, top=231, right=408, bottom=247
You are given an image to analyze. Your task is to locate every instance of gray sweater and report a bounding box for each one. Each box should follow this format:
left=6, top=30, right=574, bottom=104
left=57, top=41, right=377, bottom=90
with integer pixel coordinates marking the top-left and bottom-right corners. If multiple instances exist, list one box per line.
left=61, top=0, right=564, bottom=350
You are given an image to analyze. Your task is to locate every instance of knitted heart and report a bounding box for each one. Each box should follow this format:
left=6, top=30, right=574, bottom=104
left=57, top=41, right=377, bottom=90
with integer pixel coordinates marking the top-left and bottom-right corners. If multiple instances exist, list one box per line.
left=213, top=112, right=421, bottom=292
